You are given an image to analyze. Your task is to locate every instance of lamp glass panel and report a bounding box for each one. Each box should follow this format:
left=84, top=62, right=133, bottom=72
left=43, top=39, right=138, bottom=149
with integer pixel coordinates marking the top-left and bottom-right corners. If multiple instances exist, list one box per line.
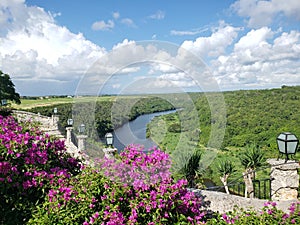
left=278, top=133, right=286, bottom=140
left=277, top=140, right=286, bottom=153
left=107, top=137, right=113, bottom=145
left=67, top=119, right=73, bottom=126
left=78, top=124, right=85, bottom=133
left=287, top=142, right=298, bottom=154
left=287, top=134, right=297, bottom=141
left=105, top=133, right=113, bottom=145
left=1, top=99, right=7, bottom=105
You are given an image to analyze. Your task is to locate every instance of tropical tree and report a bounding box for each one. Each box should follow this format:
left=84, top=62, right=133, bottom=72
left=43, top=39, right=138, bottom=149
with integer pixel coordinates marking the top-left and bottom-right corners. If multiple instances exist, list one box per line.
left=217, top=159, right=236, bottom=194
left=239, top=144, right=265, bottom=198
left=0, top=70, right=21, bottom=105
left=178, top=150, right=202, bottom=188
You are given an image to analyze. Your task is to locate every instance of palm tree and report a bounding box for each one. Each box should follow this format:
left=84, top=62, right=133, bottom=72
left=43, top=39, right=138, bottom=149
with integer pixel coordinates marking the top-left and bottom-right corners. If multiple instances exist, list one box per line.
left=239, top=144, right=265, bottom=198
left=217, top=159, right=236, bottom=194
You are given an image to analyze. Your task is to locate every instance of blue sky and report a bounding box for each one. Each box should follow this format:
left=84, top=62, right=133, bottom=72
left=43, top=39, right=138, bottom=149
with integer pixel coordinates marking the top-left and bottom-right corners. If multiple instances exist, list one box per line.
left=0, top=0, right=300, bottom=96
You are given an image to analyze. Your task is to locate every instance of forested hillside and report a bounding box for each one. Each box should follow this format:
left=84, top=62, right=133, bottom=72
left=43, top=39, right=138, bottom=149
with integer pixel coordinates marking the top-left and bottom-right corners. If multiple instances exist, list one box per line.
left=196, top=85, right=300, bottom=150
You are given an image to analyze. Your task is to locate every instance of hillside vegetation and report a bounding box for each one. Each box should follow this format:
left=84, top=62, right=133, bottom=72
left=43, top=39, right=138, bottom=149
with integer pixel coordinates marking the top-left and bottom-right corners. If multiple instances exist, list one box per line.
left=148, top=86, right=300, bottom=152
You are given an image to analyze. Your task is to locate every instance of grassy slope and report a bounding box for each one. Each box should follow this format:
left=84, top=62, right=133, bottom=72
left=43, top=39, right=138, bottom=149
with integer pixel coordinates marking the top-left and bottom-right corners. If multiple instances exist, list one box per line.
left=12, top=96, right=115, bottom=109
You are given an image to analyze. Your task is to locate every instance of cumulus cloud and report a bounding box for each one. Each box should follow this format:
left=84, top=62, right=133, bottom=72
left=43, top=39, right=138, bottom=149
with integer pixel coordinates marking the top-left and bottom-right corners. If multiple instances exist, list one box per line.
left=231, top=0, right=300, bottom=28
left=234, top=27, right=273, bottom=51
left=0, top=0, right=105, bottom=95
left=75, top=39, right=219, bottom=95
left=211, top=28, right=300, bottom=89
left=91, top=19, right=114, bottom=31
left=181, top=22, right=241, bottom=58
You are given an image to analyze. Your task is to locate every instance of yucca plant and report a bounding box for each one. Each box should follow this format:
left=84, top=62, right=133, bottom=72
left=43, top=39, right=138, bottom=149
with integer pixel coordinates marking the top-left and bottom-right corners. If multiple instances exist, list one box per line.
left=217, top=159, right=236, bottom=194
left=178, top=150, right=202, bottom=188
left=239, top=144, right=265, bottom=198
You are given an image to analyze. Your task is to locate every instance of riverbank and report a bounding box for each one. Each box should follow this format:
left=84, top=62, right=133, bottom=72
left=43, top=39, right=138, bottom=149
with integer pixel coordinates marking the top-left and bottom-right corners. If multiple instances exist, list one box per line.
left=113, top=109, right=176, bottom=151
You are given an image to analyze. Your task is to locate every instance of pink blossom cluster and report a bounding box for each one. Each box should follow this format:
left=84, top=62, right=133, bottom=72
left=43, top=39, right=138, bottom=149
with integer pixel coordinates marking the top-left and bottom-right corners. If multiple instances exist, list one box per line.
left=0, top=115, right=81, bottom=202
left=82, top=144, right=207, bottom=224
left=41, top=144, right=207, bottom=224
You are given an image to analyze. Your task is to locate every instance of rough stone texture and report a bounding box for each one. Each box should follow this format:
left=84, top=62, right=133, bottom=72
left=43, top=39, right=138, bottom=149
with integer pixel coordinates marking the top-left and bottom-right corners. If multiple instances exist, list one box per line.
left=103, top=148, right=118, bottom=159
left=77, top=135, right=88, bottom=152
left=267, top=159, right=300, bottom=201
left=190, top=189, right=299, bottom=214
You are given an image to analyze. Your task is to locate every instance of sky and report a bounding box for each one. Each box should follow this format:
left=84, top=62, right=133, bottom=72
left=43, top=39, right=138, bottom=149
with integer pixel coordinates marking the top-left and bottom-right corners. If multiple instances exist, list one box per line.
left=0, top=0, right=300, bottom=96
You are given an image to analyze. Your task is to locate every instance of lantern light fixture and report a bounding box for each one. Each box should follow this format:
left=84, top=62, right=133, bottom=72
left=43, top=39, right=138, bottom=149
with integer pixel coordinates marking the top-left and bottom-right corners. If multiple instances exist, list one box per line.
left=105, top=132, right=114, bottom=147
left=277, top=132, right=299, bottom=162
left=78, top=124, right=85, bottom=134
left=67, top=118, right=73, bottom=126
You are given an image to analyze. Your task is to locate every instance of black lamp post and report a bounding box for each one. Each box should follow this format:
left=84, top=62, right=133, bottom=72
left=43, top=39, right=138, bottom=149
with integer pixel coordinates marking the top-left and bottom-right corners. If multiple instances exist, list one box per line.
left=277, top=132, right=299, bottom=162
left=78, top=124, right=85, bottom=134
left=105, top=133, right=114, bottom=147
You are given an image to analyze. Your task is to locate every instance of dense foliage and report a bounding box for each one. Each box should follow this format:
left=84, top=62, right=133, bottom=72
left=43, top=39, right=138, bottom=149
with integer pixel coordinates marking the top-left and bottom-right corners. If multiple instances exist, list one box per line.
left=196, top=86, right=300, bottom=149
left=30, top=145, right=208, bottom=224
left=0, top=70, right=21, bottom=105
left=0, top=115, right=82, bottom=224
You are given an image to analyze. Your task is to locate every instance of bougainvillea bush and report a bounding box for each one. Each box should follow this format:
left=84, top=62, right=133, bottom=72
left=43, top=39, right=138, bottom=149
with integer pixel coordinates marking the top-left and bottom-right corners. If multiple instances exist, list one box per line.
left=29, top=145, right=208, bottom=224
left=0, top=115, right=81, bottom=224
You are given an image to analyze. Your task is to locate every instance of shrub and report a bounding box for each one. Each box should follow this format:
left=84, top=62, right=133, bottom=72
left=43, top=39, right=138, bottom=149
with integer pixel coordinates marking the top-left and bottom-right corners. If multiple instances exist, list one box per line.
left=0, top=115, right=81, bottom=224
left=0, top=107, right=12, bottom=117
left=29, top=145, right=208, bottom=224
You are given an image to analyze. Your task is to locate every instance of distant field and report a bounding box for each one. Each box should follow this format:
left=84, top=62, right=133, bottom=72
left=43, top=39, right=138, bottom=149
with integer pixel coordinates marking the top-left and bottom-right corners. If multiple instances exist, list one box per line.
left=12, top=96, right=115, bottom=109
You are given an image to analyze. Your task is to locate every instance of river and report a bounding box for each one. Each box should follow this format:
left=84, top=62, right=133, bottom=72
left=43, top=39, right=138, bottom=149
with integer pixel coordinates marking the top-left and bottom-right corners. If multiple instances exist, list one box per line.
left=113, top=110, right=176, bottom=151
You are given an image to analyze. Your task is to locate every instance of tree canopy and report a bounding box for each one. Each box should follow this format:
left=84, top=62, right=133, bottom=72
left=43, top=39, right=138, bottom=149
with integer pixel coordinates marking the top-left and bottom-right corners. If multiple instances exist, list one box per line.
left=0, top=70, right=21, bottom=105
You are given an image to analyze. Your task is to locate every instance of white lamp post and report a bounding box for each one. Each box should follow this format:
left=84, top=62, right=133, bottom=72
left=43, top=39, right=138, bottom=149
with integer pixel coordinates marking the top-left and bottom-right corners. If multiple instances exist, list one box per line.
left=77, top=123, right=87, bottom=152
left=52, top=107, right=59, bottom=127
left=277, top=132, right=299, bottom=162
left=66, top=118, right=73, bottom=143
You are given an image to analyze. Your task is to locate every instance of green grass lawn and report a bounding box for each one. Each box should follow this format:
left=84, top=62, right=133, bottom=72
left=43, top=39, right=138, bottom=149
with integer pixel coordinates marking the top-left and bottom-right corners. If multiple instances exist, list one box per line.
left=12, top=96, right=115, bottom=109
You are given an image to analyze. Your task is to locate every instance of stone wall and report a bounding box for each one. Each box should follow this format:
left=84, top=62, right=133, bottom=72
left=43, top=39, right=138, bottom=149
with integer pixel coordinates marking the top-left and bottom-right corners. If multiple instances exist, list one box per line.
left=267, top=159, right=300, bottom=201
left=191, top=189, right=298, bottom=214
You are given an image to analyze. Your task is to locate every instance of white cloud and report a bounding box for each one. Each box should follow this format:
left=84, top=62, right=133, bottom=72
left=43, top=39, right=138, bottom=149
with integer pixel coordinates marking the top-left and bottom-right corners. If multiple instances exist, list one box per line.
left=181, top=22, right=241, bottom=58
left=148, top=10, right=165, bottom=20
left=91, top=19, right=114, bottom=31
left=112, top=11, right=120, bottom=20
left=211, top=28, right=300, bottom=89
left=0, top=0, right=106, bottom=95
left=234, top=27, right=273, bottom=51
left=170, top=27, right=209, bottom=36
left=121, top=18, right=136, bottom=27
left=231, top=0, right=300, bottom=28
